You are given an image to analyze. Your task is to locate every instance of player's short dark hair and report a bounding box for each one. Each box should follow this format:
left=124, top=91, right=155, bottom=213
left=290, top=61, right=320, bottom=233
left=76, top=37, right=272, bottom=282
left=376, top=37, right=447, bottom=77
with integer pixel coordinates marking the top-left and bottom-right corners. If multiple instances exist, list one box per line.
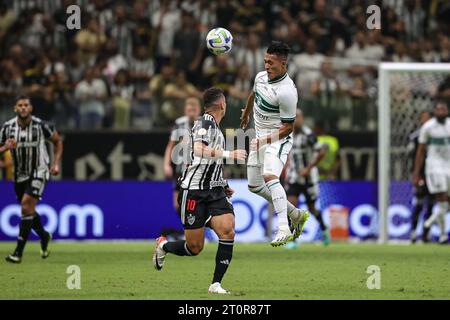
left=203, top=87, right=224, bottom=110
left=267, top=41, right=290, bottom=59
left=15, top=95, right=32, bottom=104
left=435, top=99, right=448, bottom=106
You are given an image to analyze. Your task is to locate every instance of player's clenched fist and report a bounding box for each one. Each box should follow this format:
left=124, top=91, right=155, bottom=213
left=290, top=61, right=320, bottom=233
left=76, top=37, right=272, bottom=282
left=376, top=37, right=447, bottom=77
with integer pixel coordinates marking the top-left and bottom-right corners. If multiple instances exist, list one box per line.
left=231, top=149, right=247, bottom=161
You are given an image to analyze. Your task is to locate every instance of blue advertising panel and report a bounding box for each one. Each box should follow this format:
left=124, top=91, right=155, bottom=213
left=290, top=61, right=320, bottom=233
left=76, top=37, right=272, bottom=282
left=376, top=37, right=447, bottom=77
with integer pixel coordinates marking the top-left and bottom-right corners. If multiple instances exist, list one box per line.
left=0, top=180, right=448, bottom=241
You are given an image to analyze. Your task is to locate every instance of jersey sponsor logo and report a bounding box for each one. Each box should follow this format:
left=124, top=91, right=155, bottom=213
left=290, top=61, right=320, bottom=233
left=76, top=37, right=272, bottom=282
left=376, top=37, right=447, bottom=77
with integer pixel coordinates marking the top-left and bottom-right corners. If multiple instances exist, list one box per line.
left=16, top=141, right=39, bottom=148
left=210, top=181, right=228, bottom=188
left=254, top=109, right=269, bottom=121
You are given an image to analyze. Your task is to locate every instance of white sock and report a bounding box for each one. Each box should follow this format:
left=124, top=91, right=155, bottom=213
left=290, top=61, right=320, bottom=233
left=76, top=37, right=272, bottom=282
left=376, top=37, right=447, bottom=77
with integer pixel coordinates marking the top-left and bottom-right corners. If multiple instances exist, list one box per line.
left=266, top=179, right=289, bottom=230
left=248, top=184, right=298, bottom=219
left=425, top=202, right=448, bottom=229
left=437, top=205, right=448, bottom=238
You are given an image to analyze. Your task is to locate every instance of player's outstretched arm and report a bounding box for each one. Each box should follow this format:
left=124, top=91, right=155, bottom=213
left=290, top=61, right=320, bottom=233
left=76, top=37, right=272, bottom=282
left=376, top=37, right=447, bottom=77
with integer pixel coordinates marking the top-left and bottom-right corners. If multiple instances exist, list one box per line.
left=50, top=131, right=63, bottom=176
left=412, top=143, right=426, bottom=186
left=240, top=92, right=255, bottom=129
left=193, top=141, right=247, bottom=161
left=252, top=122, right=294, bottom=150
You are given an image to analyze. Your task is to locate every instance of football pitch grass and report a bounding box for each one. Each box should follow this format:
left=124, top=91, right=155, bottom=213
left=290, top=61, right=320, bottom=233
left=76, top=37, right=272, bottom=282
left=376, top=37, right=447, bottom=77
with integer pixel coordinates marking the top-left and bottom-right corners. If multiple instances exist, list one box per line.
left=0, top=241, right=449, bottom=300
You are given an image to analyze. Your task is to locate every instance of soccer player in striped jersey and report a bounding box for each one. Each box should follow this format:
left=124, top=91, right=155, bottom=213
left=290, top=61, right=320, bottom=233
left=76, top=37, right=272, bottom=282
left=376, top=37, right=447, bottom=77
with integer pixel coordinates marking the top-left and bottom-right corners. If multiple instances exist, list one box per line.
left=240, top=41, right=309, bottom=247
left=153, top=88, right=247, bottom=294
left=284, top=110, right=329, bottom=248
left=0, top=95, right=63, bottom=263
left=413, top=101, right=450, bottom=244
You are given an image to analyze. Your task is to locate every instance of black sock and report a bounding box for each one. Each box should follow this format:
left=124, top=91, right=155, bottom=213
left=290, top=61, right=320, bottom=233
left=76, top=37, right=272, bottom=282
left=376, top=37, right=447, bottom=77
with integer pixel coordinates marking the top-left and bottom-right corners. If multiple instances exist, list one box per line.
left=32, top=212, right=48, bottom=239
left=411, top=203, right=423, bottom=231
left=14, top=216, right=34, bottom=257
left=212, top=239, right=234, bottom=284
left=313, top=210, right=327, bottom=231
left=424, top=201, right=434, bottom=221
left=162, top=240, right=197, bottom=256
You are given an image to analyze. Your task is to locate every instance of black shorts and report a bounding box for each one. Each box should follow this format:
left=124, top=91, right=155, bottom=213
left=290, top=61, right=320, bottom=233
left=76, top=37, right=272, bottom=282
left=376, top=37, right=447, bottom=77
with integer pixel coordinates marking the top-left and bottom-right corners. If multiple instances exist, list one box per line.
left=177, top=187, right=234, bottom=230
left=285, top=182, right=318, bottom=203
left=14, top=178, right=46, bottom=201
left=414, top=182, right=431, bottom=198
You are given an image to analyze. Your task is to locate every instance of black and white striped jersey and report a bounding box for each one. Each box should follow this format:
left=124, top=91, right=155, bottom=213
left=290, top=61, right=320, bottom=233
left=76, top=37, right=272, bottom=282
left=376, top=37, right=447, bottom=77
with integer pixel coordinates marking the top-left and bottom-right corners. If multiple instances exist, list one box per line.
left=178, top=113, right=227, bottom=190
left=0, top=116, right=55, bottom=182
left=286, top=125, right=324, bottom=185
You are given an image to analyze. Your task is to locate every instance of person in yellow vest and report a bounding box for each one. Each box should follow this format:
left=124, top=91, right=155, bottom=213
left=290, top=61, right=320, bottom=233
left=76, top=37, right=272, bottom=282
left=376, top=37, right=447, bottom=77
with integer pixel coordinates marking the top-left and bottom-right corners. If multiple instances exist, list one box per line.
left=314, top=121, right=341, bottom=180
left=0, top=149, right=13, bottom=180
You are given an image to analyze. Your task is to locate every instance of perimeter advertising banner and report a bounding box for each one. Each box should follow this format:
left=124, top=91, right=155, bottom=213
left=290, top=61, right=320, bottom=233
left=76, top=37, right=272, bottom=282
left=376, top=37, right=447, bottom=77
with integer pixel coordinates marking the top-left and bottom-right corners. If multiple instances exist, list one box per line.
left=0, top=180, right=448, bottom=242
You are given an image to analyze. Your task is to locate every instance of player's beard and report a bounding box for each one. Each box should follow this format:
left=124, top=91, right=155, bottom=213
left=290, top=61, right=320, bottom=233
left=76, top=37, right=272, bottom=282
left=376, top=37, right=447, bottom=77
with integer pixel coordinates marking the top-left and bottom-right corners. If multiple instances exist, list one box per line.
left=436, top=116, right=446, bottom=124
left=17, top=113, right=31, bottom=121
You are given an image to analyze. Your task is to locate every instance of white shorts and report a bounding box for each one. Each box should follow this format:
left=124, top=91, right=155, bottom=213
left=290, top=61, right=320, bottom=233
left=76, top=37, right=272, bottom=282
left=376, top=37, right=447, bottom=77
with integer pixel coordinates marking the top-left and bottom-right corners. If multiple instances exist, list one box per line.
left=247, top=137, right=292, bottom=177
left=425, top=172, right=450, bottom=195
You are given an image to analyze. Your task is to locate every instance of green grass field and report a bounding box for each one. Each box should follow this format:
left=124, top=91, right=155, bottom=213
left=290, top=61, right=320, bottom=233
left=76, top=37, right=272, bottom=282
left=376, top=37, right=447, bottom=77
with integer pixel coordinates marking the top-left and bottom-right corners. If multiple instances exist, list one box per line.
left=0, top=241, right=449, bottom=300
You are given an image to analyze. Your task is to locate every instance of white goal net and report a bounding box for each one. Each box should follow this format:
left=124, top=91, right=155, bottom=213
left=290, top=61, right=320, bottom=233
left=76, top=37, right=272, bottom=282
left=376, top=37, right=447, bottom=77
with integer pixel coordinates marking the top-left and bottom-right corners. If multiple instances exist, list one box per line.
left=378, top=63, right=450, bottom=243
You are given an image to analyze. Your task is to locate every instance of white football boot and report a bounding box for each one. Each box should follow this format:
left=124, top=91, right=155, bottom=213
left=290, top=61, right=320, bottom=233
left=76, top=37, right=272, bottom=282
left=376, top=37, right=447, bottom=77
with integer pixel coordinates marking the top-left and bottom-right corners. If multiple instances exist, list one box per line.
left=271, top=226, right=293, bottom=247
left=153, top=236, right=168, bottom=271
left=208, top=282, right=230, bottom=294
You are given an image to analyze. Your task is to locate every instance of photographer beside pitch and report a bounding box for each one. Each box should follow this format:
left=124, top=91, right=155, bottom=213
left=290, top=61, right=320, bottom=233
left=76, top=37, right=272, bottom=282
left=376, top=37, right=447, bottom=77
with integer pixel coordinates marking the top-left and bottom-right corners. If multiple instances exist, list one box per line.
left=153, top=88, right=247, bottom=294
left=0, top=95, right=63, bottom=263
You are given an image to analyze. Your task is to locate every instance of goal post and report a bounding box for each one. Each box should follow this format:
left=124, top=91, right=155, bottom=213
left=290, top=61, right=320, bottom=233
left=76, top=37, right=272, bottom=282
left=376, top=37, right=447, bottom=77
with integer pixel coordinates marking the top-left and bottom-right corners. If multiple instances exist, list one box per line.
left=378, top=62, right=450, bottom=244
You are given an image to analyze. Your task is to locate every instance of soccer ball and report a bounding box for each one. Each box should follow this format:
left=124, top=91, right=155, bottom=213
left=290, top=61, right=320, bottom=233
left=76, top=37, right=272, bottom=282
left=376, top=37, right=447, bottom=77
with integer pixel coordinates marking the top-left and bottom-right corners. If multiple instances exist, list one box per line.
left=206, top=27, right=233, bottom=55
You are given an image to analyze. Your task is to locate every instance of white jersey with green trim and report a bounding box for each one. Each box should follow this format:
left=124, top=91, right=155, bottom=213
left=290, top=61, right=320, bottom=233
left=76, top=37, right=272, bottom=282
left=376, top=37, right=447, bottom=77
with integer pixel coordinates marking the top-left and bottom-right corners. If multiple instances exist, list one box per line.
left=418, top=117, right=450, bottom=174
left=252, top=71, right=298, bottom=138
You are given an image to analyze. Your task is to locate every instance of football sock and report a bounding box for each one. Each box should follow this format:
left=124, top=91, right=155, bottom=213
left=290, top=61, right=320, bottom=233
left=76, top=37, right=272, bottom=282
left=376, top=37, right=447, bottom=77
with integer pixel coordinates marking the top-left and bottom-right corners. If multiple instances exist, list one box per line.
left=411, top=202, right=423, bottom=232
left=14, top=216, right=34, bottom=257
left=249, top=184, right=298, bottom=219
left=162, top=240, right=197, bottom=256
left=212, top=239, right=234, bottom=284
left=32, top=212, right=48, bottom=239
left=425, top=202, right=448, bottom=229
left=266, top=180, right=289, bottom=230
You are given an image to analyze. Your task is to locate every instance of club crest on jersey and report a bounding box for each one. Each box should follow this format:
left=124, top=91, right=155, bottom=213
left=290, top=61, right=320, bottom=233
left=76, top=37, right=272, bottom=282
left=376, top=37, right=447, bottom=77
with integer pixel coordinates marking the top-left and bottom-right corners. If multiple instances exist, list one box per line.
left=198, top=128, right=207, bottom=136
left=187, top=214, right=195, bottom=225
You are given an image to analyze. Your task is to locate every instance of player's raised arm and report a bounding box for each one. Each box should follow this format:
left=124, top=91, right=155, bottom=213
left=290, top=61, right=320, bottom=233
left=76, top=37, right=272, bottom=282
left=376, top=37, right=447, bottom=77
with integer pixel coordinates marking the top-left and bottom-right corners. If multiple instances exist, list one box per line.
left=240, top=92, right=255, bottom=129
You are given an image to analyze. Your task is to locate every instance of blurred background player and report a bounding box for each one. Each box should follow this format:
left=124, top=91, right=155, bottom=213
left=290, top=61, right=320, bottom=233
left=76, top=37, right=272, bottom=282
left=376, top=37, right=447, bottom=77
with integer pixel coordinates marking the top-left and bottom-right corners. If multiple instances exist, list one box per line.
left=163, top=97, right=201, bottom=213
left=284, top=109, right=329, bottom=248
left=0, top=95, right=63, bottom=263
left=0, top=149, right=13, bottom=180
left=408, top=110, right=434, bottom=243
left=153, top=88, right=247, bottom=294
left=240, top=41, right=309, bottom=247
left=414, top=101, right=450, bottom=244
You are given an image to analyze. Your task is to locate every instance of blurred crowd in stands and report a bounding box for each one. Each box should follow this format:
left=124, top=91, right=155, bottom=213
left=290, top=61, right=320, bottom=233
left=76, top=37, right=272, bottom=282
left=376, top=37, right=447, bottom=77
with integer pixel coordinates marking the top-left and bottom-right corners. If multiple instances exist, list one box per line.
left=0, top=0, right=449, bottom=131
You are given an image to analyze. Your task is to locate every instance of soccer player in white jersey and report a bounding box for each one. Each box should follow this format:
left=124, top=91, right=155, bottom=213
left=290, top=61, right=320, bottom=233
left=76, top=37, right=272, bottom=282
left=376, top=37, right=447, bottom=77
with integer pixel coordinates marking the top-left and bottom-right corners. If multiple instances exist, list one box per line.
left=240, top=42, right=309, bottom=247
left=413, top=101, right=450, bottom=244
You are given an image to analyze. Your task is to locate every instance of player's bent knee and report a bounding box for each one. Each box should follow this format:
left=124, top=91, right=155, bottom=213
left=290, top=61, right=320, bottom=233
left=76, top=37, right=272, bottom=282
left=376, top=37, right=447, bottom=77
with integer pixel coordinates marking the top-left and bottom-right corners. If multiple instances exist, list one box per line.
left=186, top=241, right=203, bottom=255
left=21, top=201, right=35, bottom=216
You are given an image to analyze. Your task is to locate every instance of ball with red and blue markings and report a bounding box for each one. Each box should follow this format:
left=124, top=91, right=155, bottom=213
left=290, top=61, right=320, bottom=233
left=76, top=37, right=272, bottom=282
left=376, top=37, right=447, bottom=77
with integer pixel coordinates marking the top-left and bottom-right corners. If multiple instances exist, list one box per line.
left=206, top=27, right=233, bottom=55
